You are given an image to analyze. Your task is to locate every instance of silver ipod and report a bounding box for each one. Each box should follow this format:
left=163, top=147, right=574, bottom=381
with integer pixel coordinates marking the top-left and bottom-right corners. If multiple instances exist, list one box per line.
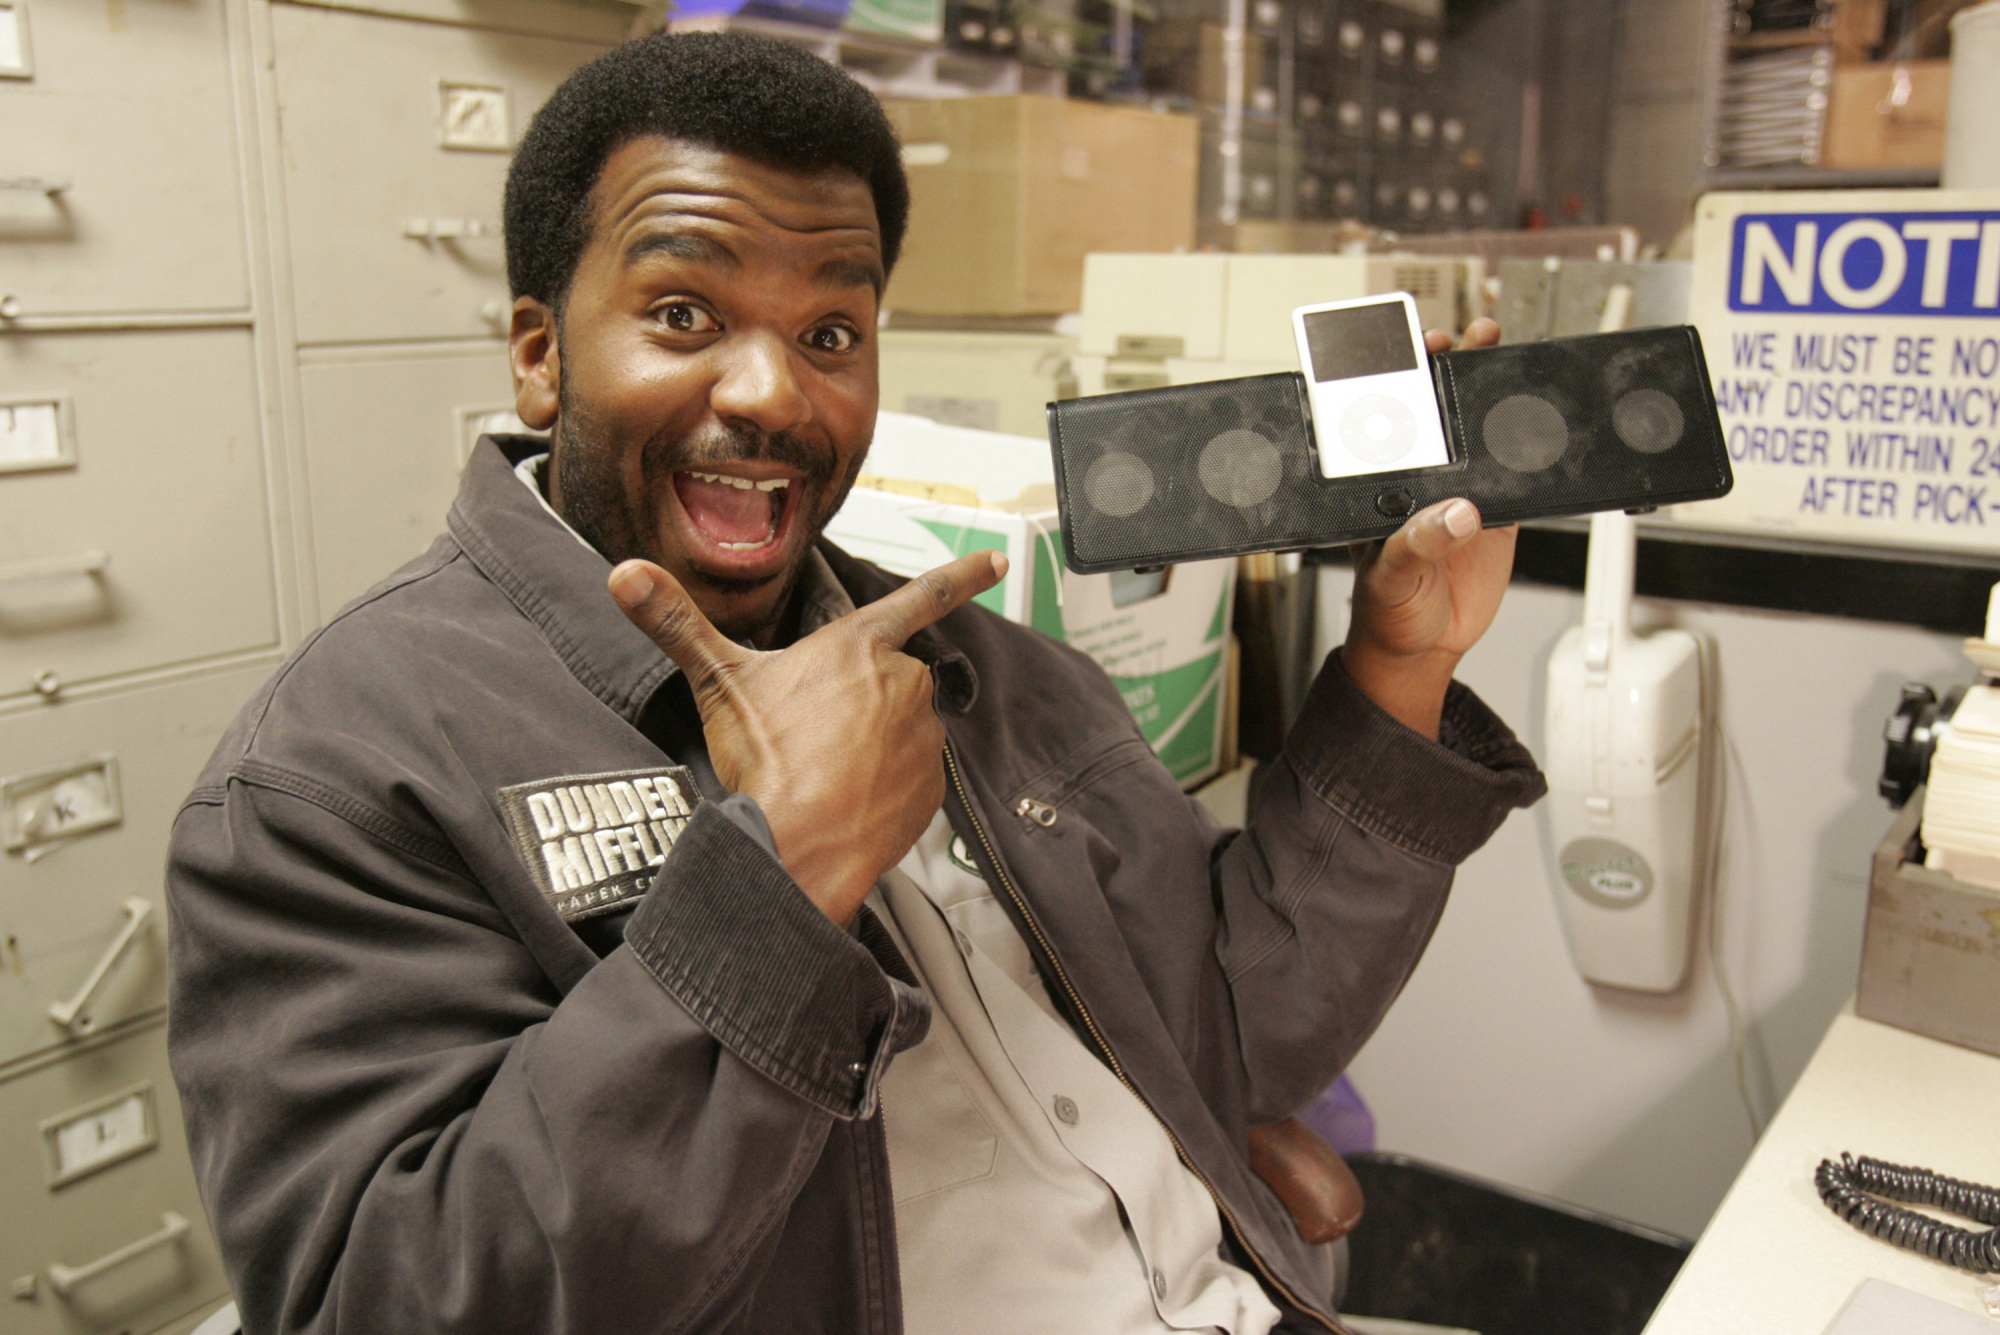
left=1290, top=293, right=1452, bottom=480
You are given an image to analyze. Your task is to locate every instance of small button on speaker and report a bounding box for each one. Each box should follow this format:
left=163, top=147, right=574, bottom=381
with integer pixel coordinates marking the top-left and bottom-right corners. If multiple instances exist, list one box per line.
left=1375, top=486, right=1414, bottom=518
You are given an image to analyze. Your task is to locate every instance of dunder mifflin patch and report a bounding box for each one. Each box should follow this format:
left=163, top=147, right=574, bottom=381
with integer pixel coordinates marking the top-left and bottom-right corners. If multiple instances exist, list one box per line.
left=498, top=766, right=703, bottom=921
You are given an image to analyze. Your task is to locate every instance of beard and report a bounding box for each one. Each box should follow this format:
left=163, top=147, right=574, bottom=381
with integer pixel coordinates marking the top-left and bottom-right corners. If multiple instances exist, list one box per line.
left=550, top=366, right=865, bottom=643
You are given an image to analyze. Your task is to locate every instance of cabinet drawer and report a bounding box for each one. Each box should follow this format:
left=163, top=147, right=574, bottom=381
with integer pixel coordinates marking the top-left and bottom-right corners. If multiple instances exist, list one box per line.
left=298, top=345, right=531, bottom=615
left=0, top=0, right=249, bottom=318
left=279, top=0, right=633, bottom=42
left=0, top=328, right=279, bottom=702
left=0, top=666, right=270, bottom=1069
left=272, top=4, right=612, bottom=346
left=0, top=1020, right=229, bottom=1335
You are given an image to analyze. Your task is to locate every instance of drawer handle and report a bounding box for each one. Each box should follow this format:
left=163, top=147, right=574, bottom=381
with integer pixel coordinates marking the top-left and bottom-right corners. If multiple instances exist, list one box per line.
left=402, top=217, right=499, bottom=241
left=46, top=1211, right=190, bottom=1297
left=0, top=177, right=71, bottom=196
left=48, top=897, right=153, bottom=1031
left=0, top=550, right=109, bottom=587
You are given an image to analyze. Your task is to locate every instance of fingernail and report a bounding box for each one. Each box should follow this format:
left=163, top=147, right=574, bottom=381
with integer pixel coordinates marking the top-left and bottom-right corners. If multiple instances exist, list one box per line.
left=609, top=563, right=657, bottom=607
left=1444, top=500, right=1478, bottom=537
left=990, top=551, right=1010, bottom=579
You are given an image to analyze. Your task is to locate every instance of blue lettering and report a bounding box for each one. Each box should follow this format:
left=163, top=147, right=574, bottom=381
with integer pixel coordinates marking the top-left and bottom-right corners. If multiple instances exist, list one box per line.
left=1730, top=210, right=2000, bottom=316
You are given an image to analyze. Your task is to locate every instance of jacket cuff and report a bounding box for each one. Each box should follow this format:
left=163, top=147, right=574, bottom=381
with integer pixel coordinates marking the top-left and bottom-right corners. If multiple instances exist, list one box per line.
left=623, top=802, right=930, bottom=1120
left=1284, top=655, right=1547, bottom=865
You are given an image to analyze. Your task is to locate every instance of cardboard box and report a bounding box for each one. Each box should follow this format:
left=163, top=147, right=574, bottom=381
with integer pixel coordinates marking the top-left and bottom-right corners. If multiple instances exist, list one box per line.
left=876, top=328, right=1077, bottom=438
left=826, top=413, right=1237, bottom=786
left=1856, top=794, right=2000, bottom=1059
left=882, top=96, right=1199, bottom=318
left=1822, top=61, right=1952, bottom=169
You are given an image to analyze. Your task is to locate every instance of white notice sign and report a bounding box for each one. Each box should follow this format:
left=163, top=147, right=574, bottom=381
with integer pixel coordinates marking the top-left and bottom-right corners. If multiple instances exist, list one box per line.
left=1679, top=190, right=2000, bottom=554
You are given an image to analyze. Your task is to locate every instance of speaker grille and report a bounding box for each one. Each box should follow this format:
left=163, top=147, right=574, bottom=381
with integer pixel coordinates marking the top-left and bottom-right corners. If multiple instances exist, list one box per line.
left=1048, top=326, right=1731, bottom=573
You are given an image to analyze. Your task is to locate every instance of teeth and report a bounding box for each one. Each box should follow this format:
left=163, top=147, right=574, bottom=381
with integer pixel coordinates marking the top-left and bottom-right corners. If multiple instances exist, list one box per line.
left=686, top=470, right=790, bottom=492
left=716, top=537, right=777, bottom=550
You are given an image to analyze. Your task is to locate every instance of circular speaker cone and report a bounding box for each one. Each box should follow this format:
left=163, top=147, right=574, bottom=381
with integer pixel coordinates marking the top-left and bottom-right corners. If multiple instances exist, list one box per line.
left=1198, top=430, right=1284, bottom=507
left=1612, top=388, right=1684, bottom=454
left=1482, top=394, right=1569, bottom=472
left=1340, top=393, right=1419, bottom=465
left=1083, top=451, right=1156, bottom=518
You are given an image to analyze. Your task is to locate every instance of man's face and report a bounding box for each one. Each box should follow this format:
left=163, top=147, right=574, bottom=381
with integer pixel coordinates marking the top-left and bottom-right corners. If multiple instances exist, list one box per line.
left=511, top=138, right=883, bottom=647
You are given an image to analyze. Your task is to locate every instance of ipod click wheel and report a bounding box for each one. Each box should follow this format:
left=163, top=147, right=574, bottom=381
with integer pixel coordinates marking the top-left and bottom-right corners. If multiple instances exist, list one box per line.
left=1292, top=294, right=1453, bottom=480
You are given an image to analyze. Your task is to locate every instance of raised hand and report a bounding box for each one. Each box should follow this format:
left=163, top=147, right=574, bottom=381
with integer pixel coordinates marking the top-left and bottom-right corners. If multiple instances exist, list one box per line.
left=608, top=550, right=1007, bottom=926
left=1341, top=317, right=1518, bottom=739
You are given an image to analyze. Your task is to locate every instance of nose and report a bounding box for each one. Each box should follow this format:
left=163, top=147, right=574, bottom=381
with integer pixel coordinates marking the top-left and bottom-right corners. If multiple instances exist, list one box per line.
left=709, top=331, right=812, bottom=436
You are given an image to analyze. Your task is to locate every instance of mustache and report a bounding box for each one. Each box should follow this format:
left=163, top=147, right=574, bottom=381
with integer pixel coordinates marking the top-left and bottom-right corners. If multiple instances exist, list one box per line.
left=640, top=423, right=840, bottom=488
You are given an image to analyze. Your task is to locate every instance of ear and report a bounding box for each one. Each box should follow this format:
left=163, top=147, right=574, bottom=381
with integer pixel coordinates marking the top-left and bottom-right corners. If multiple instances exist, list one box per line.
left=510, top=296, right=561, bottom=431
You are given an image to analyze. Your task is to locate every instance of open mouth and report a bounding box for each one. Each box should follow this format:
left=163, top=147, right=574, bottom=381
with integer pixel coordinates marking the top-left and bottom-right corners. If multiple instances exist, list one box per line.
left=672, top=469, right=799, bottom=559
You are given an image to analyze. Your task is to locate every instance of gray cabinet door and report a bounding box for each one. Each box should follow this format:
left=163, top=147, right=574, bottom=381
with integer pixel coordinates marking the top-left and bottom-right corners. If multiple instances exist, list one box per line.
left=0, top=0, right=249, bottom=318
left=0, top=1019, right=229, bottom=1335
left=0, top=329, right=278, bottom=702
left=271, top=3, right=612, bottom=347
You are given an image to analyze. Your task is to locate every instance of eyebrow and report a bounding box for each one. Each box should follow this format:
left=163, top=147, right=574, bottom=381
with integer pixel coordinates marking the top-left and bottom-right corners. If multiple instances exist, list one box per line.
left=816, top=256, right=887, bottom=294
left=622, top=229, right=739, bottom=271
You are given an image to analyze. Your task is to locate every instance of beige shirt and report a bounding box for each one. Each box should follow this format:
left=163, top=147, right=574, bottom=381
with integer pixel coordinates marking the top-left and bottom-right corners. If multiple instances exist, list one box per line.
left=512, top=455, right=1276, bottom=1330
left=873, top=814, right=1281, bottom=1335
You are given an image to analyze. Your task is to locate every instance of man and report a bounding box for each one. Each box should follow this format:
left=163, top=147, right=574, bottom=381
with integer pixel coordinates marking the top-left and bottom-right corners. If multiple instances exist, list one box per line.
left=167, top=30, right=1542, bottom=1335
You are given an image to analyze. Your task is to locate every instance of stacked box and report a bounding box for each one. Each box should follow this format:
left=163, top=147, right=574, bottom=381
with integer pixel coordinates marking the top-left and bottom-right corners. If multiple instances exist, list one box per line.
left=882, top=96, right=1199, bottom=317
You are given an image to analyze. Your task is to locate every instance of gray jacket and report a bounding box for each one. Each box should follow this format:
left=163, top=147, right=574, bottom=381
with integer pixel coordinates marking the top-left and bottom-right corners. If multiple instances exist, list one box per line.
left=166, top=437, right=1544, bottom=1335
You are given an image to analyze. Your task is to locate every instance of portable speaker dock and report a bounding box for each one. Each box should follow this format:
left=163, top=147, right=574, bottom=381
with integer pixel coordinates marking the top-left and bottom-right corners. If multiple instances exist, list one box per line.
left=1046, top=325, right=1733, bottom=574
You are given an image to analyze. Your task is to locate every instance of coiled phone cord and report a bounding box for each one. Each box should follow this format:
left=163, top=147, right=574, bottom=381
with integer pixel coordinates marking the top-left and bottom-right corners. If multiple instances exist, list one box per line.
left=1816, top=1153, right=2000, bottom=1273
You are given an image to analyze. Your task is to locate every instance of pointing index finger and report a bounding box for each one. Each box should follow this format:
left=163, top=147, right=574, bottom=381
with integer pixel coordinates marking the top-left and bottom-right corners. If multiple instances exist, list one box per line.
left=849, top=550, right=1008, bottom=649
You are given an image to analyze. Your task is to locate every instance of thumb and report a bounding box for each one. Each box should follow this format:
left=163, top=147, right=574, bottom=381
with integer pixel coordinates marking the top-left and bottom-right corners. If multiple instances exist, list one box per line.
left=1366, top=499, right=1481, bottom=599
left=608, top=560, right=744, bottom=689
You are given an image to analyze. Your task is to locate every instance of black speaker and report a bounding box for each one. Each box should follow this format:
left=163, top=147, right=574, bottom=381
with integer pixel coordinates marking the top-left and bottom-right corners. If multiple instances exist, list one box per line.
left=1046, top=324, right=1732, bottom=574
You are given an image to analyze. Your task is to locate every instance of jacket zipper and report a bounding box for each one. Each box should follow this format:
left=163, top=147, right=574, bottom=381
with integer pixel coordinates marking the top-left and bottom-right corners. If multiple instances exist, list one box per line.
left=942, top=741, right=1346, bottom=1335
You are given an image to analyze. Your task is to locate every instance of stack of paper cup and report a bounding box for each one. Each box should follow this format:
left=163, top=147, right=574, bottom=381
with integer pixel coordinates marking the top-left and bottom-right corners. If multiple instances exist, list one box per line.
left=1921, top=582, right=2000, bottom=891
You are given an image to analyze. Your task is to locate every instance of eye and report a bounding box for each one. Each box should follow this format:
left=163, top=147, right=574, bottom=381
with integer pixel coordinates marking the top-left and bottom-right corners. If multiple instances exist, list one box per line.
left=806, top=324, right=859, bottom=354
left=657, top=301, right=720, bottom=334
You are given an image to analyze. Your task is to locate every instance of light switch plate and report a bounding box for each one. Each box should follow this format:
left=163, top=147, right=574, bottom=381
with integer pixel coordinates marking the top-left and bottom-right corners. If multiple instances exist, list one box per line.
left=40, top=1083, right=157, bottom=1188
left=2, top=754, right=121, bottom=853
left=0, top=3, right=31, bottom=80
left=439, top=81, right=511, bottom=151
left=0, top=396, right=73, bottom=473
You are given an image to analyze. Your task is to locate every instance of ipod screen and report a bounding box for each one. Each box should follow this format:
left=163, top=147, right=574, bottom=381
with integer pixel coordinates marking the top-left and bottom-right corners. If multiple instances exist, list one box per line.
left=1302, top=302, right=1420, bottom=382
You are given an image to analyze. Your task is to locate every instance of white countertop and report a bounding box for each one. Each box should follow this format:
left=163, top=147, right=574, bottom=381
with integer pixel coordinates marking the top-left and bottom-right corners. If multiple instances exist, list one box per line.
left=1643, top=1007, right=2000, bottom=1334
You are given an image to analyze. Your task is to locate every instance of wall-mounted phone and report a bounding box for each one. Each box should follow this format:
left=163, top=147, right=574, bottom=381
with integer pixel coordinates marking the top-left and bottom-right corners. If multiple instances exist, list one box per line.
left=1542, top=509, right=1714, bottom=993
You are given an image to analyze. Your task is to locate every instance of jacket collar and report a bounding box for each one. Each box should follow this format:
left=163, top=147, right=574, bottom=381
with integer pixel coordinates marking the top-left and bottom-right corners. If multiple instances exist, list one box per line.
left=448, top=436, right=979, bottom=721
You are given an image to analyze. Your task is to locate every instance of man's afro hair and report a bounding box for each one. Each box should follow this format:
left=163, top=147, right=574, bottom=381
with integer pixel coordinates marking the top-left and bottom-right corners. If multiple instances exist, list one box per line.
left=504, top=30, right=909, bottom=308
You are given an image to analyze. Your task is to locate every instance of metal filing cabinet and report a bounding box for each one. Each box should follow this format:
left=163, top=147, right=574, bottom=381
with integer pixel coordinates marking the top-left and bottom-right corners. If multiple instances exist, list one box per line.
left=0, top=1019, right=229, bottom=1335
left=270, top=3, right=616, bottom=347
left=0, top=329, right=279, bottom=706
left=296, top=345, right=530, bottom=612
left=0, top=0, right=249, bottom=321
left=1, top=1, right=631, bottom=1328
left=269, top=1, right=611, bottom=612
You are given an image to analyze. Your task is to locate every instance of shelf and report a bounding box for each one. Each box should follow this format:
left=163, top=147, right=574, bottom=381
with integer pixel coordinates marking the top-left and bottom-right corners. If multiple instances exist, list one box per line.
left=668, top=12, right=1067, bottom=98
left=1704, top=163, right=1942, bottom=189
